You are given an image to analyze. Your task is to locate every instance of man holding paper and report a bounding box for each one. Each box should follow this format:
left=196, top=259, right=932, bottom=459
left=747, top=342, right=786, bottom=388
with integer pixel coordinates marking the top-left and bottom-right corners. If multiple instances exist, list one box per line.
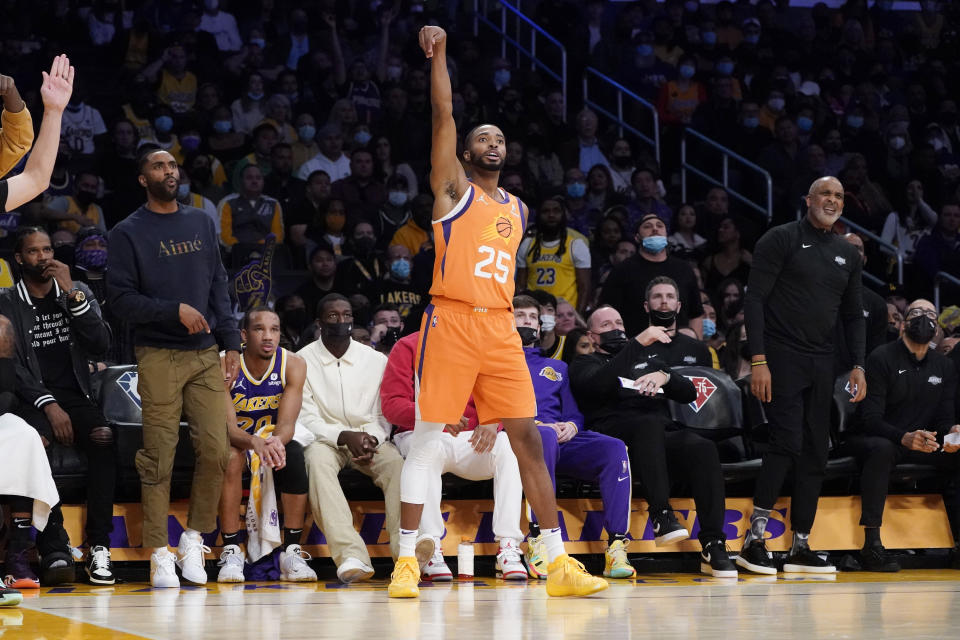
left=570, top=304, right=738, bottom=577
left=844, top=298, right=960, bottom=572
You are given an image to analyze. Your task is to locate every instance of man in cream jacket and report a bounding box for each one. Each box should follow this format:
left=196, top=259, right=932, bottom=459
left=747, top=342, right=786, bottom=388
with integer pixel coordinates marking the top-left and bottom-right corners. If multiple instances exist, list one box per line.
left=297, top=293, right=403, bottom=583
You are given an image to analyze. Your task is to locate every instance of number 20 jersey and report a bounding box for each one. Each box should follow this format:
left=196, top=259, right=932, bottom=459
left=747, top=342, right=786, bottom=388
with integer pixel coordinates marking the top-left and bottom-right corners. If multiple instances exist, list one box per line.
left=428, top=182, right=529, bottom=310
left=231, top=347, right=287, bottom=434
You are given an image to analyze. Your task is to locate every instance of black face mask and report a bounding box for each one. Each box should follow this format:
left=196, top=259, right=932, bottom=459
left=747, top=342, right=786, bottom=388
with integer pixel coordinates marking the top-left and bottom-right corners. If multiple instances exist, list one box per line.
left=283, top=308, right=308, bottom=332
left=353, top=236, right=376, bottom=256
left=904, top=315, right=936, bottom=344
left=886, top=325, right=901, bottom=342
left=598, top=329, right=628, bottom=354
left=738, top=340, right=751, bottom=361
left=53, top=245, right=75, bottom=267
left=517, top=326, right=539, bottom=346
left=649, top=308, right=676, bottom=328
left=75, top=190, right=97, bottom=207
left=380, top=326, right=403, bottom=348
left=321, top=321, right=353, bottom=338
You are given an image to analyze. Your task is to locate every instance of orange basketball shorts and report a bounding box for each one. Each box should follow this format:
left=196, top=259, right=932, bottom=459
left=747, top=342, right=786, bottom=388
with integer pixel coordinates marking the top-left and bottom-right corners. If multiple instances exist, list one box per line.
left=415, top=297, right=537, bottom=425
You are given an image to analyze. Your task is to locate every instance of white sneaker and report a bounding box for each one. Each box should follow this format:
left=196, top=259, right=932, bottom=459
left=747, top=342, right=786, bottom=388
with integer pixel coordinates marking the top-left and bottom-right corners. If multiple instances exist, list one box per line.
left=280, top=545, right=318, bottom=582
left=216, top=545, right=245, bottom=583
left=176, top=532, right=211, bottom=585
left=495, top=540, right=528, bottom=581
left=422, top=544, right=452, bottom=582
left=415, top=535, right=436, bottom=572
left=150, top=548, right=180, bottom=589
left=336, top=557, right=375, bottom=583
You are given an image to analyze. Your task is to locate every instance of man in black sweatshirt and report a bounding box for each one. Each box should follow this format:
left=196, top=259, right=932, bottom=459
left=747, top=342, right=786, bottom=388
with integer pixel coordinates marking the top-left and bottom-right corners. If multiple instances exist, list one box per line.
left=845, top=298, right=959, bottom=571
left=740, top=176, right=866, bottom=575
left=107, top=149, right=242, bottom=589
left=570, top=305, right=738, bottom=577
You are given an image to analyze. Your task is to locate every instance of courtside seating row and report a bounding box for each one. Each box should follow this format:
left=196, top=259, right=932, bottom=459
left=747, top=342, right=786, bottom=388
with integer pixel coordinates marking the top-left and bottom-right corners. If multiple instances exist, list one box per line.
left=40, top=365, right=937, bottom=503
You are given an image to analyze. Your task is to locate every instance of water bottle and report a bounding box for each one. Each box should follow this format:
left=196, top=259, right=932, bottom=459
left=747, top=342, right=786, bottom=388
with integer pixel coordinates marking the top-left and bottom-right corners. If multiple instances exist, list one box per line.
left=457, top=536, right=474, bottom=579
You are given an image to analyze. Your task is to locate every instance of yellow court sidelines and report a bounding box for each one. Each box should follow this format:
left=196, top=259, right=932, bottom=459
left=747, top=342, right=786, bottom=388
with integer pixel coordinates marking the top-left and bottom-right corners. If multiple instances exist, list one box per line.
left=9, top=571, right=960, bottom=640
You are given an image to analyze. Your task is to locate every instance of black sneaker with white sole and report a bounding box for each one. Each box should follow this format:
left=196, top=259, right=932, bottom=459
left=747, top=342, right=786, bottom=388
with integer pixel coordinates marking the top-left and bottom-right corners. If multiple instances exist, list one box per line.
left=86, top=546, right=116, bottom=585
left=40, top=550, right=76, bottom=585
left=700, top=540, right=737, bottom=578
left=860, top=544, right=900, bottom=573
left=735, top=540, right=777, bottom=575
left=783, top=547, right=835, bottom=573
left=650, top=509, right=689, bottom=547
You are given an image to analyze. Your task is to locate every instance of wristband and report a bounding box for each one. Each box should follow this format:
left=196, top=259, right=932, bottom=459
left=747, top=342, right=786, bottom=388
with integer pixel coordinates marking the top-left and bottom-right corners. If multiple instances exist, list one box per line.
left=750, top=360, right=768, bottom=367
left=853, top=365, right=865, bottom=372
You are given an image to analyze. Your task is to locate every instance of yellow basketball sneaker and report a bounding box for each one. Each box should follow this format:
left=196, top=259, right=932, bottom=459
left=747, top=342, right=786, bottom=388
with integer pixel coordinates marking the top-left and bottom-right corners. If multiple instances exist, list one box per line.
left=603, top=539, right=636, bottom=579
left=524, top=534, right=548, bottom=579
left=388, top=556, right=420, bottom=598
left=545, top=554, right=609, bottom=597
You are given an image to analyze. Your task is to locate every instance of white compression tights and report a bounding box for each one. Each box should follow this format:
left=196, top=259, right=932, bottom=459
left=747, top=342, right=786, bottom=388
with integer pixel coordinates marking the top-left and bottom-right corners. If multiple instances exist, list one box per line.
left=399, top=420, right=446, bottom=504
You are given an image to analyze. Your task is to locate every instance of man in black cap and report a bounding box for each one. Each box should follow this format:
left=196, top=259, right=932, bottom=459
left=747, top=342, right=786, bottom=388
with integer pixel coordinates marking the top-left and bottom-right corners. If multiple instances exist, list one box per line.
left=599, top=213, right=704, bottom=337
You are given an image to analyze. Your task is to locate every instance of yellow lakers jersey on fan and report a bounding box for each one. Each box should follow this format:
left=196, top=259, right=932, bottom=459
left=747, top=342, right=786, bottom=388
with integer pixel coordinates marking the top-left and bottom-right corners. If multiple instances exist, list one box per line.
left=429, top=182, right=528, bottom=310
left=523, top=229, right=588, bottom=308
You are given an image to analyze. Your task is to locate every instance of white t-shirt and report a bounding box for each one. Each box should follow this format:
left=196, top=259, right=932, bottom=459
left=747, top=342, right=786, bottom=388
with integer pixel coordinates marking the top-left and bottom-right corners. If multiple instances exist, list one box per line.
left=197, top=11, right=242, bottom=52
left=517, top=235, right=591, bottom=268
left=297, top=152, right=352, bottom=182
left=60, top=104, right=107, bottom=155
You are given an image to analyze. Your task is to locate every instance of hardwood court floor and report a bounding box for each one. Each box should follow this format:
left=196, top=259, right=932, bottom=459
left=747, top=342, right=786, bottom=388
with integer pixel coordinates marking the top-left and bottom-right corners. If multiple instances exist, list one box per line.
left=10, top=570, right=960, bottom=639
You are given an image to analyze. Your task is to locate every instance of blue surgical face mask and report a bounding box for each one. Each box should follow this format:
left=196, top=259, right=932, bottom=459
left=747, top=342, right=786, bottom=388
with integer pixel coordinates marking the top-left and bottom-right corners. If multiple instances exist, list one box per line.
left=846, top=114, right=864, bottom=130
left=250, top=38, right=266, bottom=49
left=390, top=259, right=411, bottom=279
left=701, top=31, right=717, bottom=46
left=797, top=116, right=814, bottom=132
left=154, top=115, right=173, bottom=133
left=716, top=61, right=734, bottom=75
left=248, top=92, right=264, bottom=101
left=298, top=124, right=316, bottom=142
left=181, top=134, right=201, bottom=151
left=702, top=318, right=717, bottom=338
left=744, top=33, right=760, bottom=45
left=388, top=190, right=408, bottom=207
left=177, top=183, right=191, bottom=199
left=642, top=235, right=669, bottom=253
left=679, top=65, right=696, bottom=79
left=743, top=116, right=759, bottom=129
left=354, top=130, right=372, bottom=146
left=494, top=69, right=511, bottom=87
left=214, top=120, right=232, bottom=133
left=566, top=182, right=586, bottom=198
left=636, top=44, right=654, bottom=57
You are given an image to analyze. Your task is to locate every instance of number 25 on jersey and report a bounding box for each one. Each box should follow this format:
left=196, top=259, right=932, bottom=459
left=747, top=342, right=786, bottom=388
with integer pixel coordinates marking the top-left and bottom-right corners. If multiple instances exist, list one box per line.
left=474, top=245, right=511, bottom=283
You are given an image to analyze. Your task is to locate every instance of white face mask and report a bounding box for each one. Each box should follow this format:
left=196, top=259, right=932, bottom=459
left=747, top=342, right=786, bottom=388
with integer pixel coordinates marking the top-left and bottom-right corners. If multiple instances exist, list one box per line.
left=540, top=314, right=556, bottom=333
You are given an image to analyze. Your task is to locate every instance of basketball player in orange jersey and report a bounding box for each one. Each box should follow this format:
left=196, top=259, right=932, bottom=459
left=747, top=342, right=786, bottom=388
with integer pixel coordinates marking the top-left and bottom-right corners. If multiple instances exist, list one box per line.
left=387, top=25, right=608, bottom=598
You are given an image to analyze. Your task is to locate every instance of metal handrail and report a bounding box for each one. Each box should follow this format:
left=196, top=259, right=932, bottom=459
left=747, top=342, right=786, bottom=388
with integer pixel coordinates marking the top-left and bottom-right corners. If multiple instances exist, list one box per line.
left=681, top=128, right=773, bottom=223
left=837, top=216, right=904, bottom=285
left=934, top=271, right=960, bottom=310
left=582, top=66, right=660, bottom=165
left=472, top=0, right=567, bottom=121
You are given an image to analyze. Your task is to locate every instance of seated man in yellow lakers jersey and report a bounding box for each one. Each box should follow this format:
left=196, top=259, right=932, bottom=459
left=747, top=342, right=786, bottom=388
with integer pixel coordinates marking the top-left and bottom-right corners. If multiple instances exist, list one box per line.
left=516, top=196, right=591, bottom=314
left=217, top=306, right=317, bottom=583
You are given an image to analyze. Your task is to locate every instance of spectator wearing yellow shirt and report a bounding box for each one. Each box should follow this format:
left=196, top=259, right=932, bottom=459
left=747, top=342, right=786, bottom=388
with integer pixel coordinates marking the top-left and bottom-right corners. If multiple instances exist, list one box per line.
left=46, top=171, right=107, bottom=233
left=219, top=164, right=284, bottom=248
left=231, top=122, right=278, bottom=189
left=292, top=113, right=319, bottom=172
left=0, top=73, right=33, bottom=178
left=143, top=45, right=198, bottom=114
left=656, top=56, right=706, bottom=126
left=389, top=194, right=434, bottom=258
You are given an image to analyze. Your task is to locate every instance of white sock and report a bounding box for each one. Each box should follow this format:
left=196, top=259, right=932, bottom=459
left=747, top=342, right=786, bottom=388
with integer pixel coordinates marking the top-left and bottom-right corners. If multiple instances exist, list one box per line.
left=153, top=547, right=169, bottom=556
left=542, top=527, right=565, bottom=563
left=184, top=528, right=201, bottom=540
left=398, top=528, right=418, bottom=558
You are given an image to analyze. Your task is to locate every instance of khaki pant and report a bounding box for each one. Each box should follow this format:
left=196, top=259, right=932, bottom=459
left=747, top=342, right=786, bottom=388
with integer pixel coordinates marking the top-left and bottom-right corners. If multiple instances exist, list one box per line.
left=304, top=439, right=403, bottom=566
left=135, top=345, right=228, bottom=548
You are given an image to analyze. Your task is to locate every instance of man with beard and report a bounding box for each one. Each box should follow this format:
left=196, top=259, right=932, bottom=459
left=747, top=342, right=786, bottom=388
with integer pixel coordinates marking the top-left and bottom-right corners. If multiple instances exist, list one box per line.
left=107, top=148, right=241, bottom=588
left=844, top=298, right=960, bottom=571
left=637, top=276, right=712, bottom=366
left=388, top=26, right=606, bottom=599
left=739, top=176, right=866, bottom=575
left=516, top=196, right=591, bottom=312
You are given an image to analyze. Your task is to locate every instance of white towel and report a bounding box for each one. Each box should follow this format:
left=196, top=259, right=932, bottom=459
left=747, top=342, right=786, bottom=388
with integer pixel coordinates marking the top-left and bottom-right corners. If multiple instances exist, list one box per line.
left=0, top=413, right=59, bottom=530
left=244, top=424, right=282, bottom=562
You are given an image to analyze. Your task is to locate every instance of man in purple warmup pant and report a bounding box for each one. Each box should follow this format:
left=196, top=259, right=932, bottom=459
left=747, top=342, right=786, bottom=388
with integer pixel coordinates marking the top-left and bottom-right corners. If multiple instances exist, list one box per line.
left=512, top=294, right=635, bottom=580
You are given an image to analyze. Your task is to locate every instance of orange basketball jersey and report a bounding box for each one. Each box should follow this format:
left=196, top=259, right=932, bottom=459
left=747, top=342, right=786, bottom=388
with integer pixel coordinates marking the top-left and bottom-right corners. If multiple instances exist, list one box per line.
left=429, top=182, right=528, bottom=310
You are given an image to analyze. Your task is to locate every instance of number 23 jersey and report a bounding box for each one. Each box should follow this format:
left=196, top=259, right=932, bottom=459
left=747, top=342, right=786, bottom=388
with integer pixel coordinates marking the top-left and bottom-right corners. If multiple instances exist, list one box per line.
left=428, top=182, right=528, bottom=310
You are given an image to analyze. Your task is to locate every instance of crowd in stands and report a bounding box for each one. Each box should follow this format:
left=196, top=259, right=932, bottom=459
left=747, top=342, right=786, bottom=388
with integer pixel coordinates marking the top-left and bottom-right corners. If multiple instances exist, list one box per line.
left=1, top=0, right=960, bottom=588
